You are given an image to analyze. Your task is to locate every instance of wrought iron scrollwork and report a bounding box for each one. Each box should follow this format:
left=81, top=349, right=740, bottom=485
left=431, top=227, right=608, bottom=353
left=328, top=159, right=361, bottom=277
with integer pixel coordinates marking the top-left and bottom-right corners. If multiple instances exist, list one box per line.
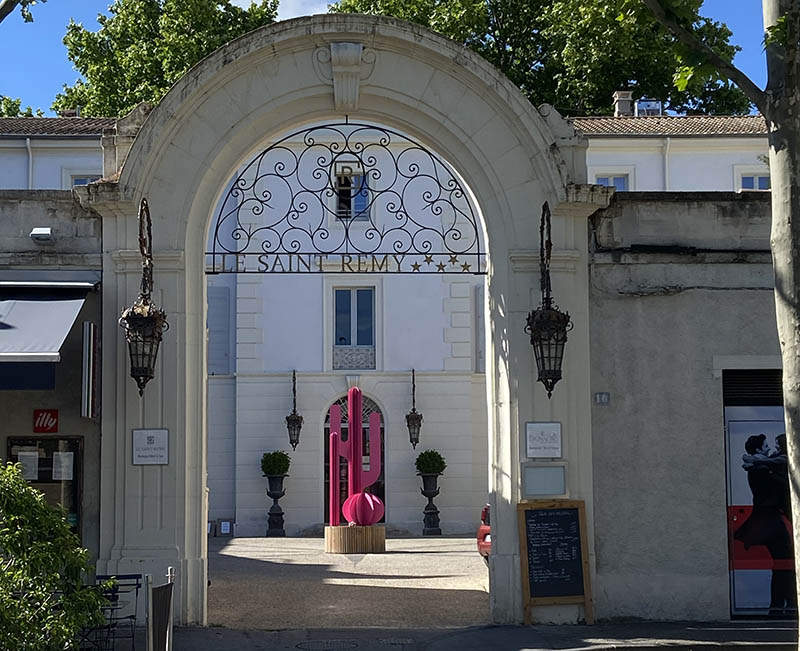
left=207, top=122, right=484, bottom=274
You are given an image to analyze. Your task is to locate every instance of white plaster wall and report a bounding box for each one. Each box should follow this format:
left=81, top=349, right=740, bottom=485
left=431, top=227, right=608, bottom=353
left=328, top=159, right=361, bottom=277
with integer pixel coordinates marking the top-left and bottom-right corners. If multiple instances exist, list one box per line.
left=206, top=264, right=486, bottom=532
left=587, top=137, right=769, bottom=191
left=0, top=146, right=29, bottom=189
left=260, top=275, right=324, bottom=372
left=0, top=139, right=102, bottom=190
left=229, top=372, right=487, bottom=537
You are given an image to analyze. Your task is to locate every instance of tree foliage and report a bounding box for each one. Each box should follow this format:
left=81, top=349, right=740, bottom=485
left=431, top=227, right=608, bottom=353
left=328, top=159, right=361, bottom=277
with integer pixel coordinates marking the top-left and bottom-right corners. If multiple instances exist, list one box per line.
left=0, top=462, right=106, bottom=651
left=52, top=0, right=279, bottom=118
left=0, top=96, right=42, bottom=117
left=0, top=0, right=45, bottom=25
left=330, top=0, right=750, bottom=115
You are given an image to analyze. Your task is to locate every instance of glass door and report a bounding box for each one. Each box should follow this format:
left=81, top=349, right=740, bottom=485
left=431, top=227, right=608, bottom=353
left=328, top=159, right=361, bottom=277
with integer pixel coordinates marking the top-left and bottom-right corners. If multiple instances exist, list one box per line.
left=7, top=437, right=83, bottom=537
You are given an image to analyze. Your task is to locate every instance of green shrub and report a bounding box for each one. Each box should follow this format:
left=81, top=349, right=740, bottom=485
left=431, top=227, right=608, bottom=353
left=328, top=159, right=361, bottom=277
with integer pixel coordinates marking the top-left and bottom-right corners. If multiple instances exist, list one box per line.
left=261, top=450, right=291, bottom=476
left=0, top=462, right=106, bottom=651
left=415, top=449, right=447, bottom=475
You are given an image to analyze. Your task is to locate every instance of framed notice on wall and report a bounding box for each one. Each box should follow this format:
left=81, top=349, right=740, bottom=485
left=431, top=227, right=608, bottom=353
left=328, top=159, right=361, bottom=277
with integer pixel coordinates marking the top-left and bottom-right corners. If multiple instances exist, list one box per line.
left=132, top=429, right=169, bottom=465
left=525, top=422, right=562, bottom=458
left=517, top=500, right=594, bottom=625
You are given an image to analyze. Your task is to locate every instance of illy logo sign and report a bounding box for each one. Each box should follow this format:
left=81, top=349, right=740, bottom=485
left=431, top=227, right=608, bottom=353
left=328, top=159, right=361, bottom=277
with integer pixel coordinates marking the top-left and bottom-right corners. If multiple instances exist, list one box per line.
left=33, top=409, right=58, bottom=433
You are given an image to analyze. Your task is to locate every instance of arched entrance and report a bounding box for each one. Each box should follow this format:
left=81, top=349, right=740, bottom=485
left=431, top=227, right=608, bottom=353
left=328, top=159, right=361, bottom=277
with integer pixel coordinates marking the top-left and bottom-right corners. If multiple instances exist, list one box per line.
left=323, top=395, right=385, bottom=524
left=80, top=14, right=605, bottom=625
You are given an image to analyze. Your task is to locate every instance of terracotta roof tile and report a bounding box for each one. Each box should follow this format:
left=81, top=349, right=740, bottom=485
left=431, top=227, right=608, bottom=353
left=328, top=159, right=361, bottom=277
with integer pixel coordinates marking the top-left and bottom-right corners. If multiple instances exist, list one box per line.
left=0, top=117, right=116, bottom=136
left=571, top=115, right=768, bottom=137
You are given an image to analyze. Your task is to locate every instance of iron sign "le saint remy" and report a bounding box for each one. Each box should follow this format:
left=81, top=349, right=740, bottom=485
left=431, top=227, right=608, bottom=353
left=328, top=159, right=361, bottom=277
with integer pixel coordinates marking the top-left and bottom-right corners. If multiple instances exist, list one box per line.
left=206, top=122, right=485, bottom=275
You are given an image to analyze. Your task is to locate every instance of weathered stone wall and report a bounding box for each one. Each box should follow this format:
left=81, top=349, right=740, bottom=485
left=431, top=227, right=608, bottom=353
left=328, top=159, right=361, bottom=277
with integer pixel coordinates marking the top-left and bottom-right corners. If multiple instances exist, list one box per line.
left=0, top=190, right=102, bottom=263
left=589, top=192, right=777, bottom=620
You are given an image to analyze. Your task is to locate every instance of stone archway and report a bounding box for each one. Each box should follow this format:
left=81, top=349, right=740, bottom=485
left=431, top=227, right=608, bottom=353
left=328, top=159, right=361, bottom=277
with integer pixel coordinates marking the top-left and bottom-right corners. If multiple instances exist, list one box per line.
left=80, top=14, right=608, bottom=625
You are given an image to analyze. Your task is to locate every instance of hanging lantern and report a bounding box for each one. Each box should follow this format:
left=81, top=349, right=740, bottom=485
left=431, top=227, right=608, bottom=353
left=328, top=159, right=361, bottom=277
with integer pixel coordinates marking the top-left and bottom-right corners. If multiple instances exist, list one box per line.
left=524, top=202, right=572, bottom=398
left=405, top=369, right=423, bottom=448
left=118, top=198, right=169, bottom=396
left=286, top=370, right=303, bottom=450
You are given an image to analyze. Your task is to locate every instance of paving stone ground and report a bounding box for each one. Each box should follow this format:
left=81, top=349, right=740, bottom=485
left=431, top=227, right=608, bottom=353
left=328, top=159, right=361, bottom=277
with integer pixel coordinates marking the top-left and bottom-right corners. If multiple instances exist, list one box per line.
left=208, top=537, right=490, bottom=630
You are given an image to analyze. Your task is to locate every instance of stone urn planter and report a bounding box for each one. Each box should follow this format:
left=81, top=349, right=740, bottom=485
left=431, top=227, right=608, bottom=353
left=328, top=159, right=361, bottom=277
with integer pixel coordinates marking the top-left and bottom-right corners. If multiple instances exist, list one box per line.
left=415, top=450, right=447, bottom=536
left=261, top=451, right=291, bottom=537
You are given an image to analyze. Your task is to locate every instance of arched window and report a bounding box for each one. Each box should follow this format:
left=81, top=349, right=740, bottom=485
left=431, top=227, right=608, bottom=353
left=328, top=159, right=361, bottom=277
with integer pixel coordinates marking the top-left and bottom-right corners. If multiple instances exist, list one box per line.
left=323, top=395, right=385, bottom=523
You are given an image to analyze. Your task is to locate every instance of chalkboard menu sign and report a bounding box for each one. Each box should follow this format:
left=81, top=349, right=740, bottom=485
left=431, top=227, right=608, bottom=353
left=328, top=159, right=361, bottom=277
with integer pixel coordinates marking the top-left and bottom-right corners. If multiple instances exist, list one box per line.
left=517, top=500, right=594, bottom=624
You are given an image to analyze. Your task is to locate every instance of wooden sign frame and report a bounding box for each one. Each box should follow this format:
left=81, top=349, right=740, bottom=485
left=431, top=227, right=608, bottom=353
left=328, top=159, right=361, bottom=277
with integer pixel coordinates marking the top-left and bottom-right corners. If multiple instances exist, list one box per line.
left=517, top=499, right=594, bottom=625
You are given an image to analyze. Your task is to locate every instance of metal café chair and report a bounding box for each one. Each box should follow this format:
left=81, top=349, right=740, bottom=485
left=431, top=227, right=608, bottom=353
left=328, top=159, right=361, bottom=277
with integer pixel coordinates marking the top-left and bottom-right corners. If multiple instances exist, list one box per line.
left=95, top=573, right=143, bottom=650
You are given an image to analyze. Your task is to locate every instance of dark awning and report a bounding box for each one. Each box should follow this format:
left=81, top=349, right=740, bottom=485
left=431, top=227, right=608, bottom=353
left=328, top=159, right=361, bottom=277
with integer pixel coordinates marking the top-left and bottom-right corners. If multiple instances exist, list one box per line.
left=0, top=288, right=88, bottom=362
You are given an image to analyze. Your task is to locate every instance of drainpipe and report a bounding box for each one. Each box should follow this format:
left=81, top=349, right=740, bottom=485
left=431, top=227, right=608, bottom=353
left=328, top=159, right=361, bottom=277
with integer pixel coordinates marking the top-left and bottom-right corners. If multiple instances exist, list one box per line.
left=25, top=137, right=33, bottom=189
left=663, top=137, right=671, bottom=191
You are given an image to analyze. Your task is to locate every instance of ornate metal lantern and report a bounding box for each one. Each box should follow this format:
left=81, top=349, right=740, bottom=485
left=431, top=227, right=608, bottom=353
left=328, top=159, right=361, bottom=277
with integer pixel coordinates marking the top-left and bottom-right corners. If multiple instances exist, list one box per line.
left=118, top=198, right=169, bottom=396
left=405, top=369, right=423, bottom=448
left=525, top=202, right=572, bottom=398
left=286, top=370, right=303, bottom=450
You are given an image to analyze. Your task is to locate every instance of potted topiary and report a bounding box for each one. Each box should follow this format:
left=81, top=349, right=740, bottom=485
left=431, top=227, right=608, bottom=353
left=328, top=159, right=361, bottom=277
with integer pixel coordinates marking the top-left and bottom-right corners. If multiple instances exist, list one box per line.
left=415, top=450, right=446, bottom=535
left=261, top=451, right=291, bottom=537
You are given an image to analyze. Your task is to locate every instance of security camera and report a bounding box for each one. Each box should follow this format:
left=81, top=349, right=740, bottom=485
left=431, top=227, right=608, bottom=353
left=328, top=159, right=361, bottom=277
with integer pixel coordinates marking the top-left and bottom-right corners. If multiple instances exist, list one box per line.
left=29, top=227, right=53, bottom=244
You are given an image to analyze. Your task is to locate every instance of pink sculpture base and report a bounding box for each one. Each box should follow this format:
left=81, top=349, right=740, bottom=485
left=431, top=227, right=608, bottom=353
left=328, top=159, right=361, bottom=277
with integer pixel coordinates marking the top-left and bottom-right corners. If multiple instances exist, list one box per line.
left=342, top=492, right=385, bottom=526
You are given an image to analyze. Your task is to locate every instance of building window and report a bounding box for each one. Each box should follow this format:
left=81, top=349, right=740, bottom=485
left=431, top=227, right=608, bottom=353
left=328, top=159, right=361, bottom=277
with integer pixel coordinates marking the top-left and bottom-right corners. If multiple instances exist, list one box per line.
left=335, top=164, right=370, bottom=220
left=596, top=174, right=629, bottom=192
left=71, top=175, right=101, bottom=187
left=333, top=287, right=375, bottom=369
left=740, top=174, right=770, bottom=191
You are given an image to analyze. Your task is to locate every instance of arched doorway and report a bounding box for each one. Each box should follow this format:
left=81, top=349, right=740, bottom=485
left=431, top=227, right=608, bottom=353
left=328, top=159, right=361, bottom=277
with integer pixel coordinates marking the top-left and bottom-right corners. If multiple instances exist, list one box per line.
left=323, top=395, right=385, bottom=524
left=84, top=14, right=601, bottom=625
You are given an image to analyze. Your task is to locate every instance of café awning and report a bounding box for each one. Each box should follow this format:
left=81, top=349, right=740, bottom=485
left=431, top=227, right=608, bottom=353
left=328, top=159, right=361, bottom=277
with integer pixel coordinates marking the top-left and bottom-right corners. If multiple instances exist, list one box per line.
left=0, top=288, right=89, bottom=362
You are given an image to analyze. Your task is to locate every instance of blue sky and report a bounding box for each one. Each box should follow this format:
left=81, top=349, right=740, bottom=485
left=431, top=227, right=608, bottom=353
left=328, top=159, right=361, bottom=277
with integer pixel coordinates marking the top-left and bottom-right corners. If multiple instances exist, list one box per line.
left=0, top=0, right=765, bottom=116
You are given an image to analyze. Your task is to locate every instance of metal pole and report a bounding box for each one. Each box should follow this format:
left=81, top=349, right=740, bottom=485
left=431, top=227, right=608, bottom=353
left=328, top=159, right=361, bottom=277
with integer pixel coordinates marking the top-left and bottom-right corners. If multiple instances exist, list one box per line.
left=145, top=574, right=153, bottom=651
left=166, top=567, right=174, bottom=651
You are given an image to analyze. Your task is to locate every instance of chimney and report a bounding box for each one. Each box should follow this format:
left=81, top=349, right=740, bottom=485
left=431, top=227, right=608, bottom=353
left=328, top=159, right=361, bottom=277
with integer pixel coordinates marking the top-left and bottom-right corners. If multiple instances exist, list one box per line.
left=613, top=90, right=633, bottom=117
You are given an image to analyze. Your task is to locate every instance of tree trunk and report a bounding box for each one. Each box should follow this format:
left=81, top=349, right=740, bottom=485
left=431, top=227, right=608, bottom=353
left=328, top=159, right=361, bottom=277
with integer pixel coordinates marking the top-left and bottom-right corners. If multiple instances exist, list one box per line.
left=762, top=2, right=800, bottom=639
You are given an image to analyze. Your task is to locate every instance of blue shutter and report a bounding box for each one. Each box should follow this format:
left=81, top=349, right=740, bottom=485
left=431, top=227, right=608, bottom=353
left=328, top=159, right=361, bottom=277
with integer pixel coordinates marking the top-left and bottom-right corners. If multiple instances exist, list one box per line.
left=207, top=286, right=231, bottom=375
left=356, top=288, right=374, bottom=345
left=335, top=289, right=352, bottom=345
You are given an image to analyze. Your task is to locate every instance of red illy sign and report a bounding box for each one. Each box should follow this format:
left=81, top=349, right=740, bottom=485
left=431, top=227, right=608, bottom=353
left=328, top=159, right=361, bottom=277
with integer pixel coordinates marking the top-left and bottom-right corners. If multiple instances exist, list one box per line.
left=33, top=409, right=58, bottom=433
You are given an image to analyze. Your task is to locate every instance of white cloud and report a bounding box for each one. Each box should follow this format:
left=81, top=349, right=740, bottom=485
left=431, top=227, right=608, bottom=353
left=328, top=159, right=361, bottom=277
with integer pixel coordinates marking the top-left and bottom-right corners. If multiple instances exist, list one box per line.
left=230, top=0, right=331, bottom=20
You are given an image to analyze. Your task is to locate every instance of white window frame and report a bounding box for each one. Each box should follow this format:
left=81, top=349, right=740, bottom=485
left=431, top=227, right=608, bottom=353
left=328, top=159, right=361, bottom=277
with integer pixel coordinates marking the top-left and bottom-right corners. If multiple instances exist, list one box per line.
left=332, top=161, right=370, bottom=222
left=61, top=168, right=102, bottom=190
left=323, top=276, right=383, bottom=372
left=733, top=165, right=771, bottom=192
left=334, top=287, right=375, bottom=348
left=589, top=165, right=635, bottom=192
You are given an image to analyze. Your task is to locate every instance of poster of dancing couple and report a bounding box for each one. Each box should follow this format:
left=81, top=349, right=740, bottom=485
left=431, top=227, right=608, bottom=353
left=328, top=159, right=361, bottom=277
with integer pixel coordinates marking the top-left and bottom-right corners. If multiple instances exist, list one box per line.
left=727, top=409, right=797, bottom=617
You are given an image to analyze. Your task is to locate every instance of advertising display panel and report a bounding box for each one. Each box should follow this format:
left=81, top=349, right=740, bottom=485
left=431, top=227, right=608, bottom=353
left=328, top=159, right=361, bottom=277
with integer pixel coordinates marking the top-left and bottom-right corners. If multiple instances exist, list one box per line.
left=726, top=406, right=796, bottom=616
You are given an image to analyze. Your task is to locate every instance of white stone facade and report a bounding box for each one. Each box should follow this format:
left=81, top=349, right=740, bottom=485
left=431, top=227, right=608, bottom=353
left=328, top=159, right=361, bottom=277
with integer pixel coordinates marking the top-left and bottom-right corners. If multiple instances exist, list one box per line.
left=0, top=15, right=785, bottom=629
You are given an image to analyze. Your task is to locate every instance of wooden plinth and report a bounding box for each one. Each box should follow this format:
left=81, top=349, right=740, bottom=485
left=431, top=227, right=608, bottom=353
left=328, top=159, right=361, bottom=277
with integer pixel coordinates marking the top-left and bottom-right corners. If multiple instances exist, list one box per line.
left=325, top=525, right=386, bottom=554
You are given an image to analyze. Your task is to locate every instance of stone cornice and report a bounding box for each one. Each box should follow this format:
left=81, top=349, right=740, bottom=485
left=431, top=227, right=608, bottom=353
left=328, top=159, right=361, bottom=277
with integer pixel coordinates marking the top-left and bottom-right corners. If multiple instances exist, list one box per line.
left=111, top=249, right=185, bottom=273
left=509, top=249, right=581, bottom=273
left=74, top=181, right=135, bottom=218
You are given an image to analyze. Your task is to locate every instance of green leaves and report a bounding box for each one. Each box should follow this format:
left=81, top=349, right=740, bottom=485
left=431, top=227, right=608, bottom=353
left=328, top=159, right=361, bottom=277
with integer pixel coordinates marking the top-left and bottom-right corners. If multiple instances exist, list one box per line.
left=0, top=96, right=42, bottom=117
left=331, top=0, right=750, bottom=114
left=52, top=0, right=279, bottom=117
left=0, top=463, right=106, bottom=651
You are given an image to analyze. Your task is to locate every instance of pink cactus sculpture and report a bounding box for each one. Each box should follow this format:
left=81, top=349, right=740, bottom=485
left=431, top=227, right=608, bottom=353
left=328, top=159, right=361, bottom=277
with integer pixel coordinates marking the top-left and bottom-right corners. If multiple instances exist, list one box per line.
left=329, top=387, right=384, bottom=526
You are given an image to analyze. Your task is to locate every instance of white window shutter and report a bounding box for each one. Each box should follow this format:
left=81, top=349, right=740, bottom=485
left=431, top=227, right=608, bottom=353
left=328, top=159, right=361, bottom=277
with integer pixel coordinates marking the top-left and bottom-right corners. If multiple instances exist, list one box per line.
left=207, top=286, right=231, bottom=375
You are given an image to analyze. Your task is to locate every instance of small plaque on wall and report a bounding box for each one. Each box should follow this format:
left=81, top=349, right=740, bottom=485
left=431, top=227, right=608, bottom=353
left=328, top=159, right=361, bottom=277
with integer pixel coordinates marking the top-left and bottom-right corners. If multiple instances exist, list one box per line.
left=132, top=429, right=169, bottom=465
left=526, top=422, right=562, bottom=458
